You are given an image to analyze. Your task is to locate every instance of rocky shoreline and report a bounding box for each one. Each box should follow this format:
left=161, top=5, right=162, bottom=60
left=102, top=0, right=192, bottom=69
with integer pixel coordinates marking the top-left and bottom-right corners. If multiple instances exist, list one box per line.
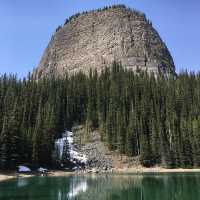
left=2, top=128, right=200, bottom=182
left=2, top=168, right=200, bottom=182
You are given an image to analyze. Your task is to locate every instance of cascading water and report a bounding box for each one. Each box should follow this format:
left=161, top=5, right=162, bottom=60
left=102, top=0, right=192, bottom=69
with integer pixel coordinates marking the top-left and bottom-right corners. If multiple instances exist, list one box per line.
left=54, top=131, right=87, bottom=167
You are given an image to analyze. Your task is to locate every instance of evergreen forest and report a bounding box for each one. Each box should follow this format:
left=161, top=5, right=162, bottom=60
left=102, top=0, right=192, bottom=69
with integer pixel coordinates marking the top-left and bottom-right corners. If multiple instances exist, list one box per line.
left=0, top=63, right=200, bottom=169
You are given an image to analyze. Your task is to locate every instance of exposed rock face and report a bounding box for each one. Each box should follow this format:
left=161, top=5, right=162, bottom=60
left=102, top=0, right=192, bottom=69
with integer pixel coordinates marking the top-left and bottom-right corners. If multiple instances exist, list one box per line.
left=73, top=126, right=114, bottom=170
left=34, top=5, right=175, bottom=78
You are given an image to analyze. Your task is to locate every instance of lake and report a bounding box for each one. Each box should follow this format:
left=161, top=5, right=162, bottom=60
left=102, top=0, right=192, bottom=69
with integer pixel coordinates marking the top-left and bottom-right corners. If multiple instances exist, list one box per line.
left=0, top=173, right=199, bottom=200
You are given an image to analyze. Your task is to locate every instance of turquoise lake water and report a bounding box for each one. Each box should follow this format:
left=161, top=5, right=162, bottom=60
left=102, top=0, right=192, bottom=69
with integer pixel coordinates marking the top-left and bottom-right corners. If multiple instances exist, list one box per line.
left=0, top=173, right=200, bottom=200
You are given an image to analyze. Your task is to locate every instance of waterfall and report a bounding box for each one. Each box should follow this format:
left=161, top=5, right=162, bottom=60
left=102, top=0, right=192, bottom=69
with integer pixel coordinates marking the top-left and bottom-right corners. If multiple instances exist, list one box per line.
left=54, top=131, right=87, bottom=166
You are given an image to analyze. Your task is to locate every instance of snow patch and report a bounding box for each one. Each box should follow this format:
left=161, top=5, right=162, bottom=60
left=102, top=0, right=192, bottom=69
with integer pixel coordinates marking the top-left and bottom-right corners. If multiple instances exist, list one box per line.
left=38, top=167, right=48, bottom=172
left=18, top=166, right=31, bottom=172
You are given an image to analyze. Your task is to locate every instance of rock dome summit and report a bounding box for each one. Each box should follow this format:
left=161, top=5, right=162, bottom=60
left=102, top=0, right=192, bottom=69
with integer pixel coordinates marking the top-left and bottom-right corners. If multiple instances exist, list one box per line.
left=34, top=5, right=175, bottom=78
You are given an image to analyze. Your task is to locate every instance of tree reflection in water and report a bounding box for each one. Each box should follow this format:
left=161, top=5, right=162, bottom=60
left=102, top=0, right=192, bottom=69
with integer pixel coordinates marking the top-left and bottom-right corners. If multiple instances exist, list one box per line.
left=0, top=173, right=200, bottom=200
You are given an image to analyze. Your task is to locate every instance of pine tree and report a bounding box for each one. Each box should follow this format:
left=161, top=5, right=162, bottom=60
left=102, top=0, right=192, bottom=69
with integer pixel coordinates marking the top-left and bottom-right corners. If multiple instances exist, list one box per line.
left=126, top=110, right=138, bottom=156
left=41, top=104, right=57, bottom=166
left=8, top=100, right=21, bottom=169
left=116, top=110, right=126, bottom=154
left=0, top=116, right=10, bottom=169
left=32, top=102, right=43, bottom=166
left=192, top=117, right=200, bottom=166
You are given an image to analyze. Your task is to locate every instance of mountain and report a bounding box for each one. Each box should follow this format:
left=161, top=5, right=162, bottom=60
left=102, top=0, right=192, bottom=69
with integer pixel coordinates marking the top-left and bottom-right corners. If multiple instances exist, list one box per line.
left=34, top=5, right=175, bottom=79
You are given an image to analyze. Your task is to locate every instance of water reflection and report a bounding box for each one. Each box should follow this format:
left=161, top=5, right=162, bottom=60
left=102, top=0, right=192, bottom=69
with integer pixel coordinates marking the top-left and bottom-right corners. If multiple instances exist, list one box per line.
left=0, top=173, right=200, bottom=200
left=68, top=177, right=88, bottom=199
left=17, top=178, right=28, bottom=188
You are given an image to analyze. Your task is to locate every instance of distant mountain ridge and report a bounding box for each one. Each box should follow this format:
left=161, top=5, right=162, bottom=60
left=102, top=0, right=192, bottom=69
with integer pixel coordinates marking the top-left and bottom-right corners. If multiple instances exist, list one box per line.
left=34, top=5, right=175, bottom=79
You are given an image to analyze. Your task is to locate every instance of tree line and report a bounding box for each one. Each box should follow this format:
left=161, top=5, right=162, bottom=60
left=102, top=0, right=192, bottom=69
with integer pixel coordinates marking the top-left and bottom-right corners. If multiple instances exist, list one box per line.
left=64, top=4, right=145, bottom=26
left=0, top=64, right=200, bottom=169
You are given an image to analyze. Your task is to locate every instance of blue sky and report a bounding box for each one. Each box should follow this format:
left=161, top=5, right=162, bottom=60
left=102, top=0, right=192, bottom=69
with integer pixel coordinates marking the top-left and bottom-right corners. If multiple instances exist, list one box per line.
left=0, top=0, right=200, bottom=77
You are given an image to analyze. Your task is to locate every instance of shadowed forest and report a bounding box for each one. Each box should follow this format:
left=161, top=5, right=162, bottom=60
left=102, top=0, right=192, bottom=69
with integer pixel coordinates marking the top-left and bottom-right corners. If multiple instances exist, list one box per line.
left=0, top=63, right=200, bottom=169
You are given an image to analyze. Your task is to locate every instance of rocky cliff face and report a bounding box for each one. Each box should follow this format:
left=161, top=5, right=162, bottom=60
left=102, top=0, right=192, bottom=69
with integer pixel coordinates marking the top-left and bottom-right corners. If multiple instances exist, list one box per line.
left=34, top=5, right=175, bottom=78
